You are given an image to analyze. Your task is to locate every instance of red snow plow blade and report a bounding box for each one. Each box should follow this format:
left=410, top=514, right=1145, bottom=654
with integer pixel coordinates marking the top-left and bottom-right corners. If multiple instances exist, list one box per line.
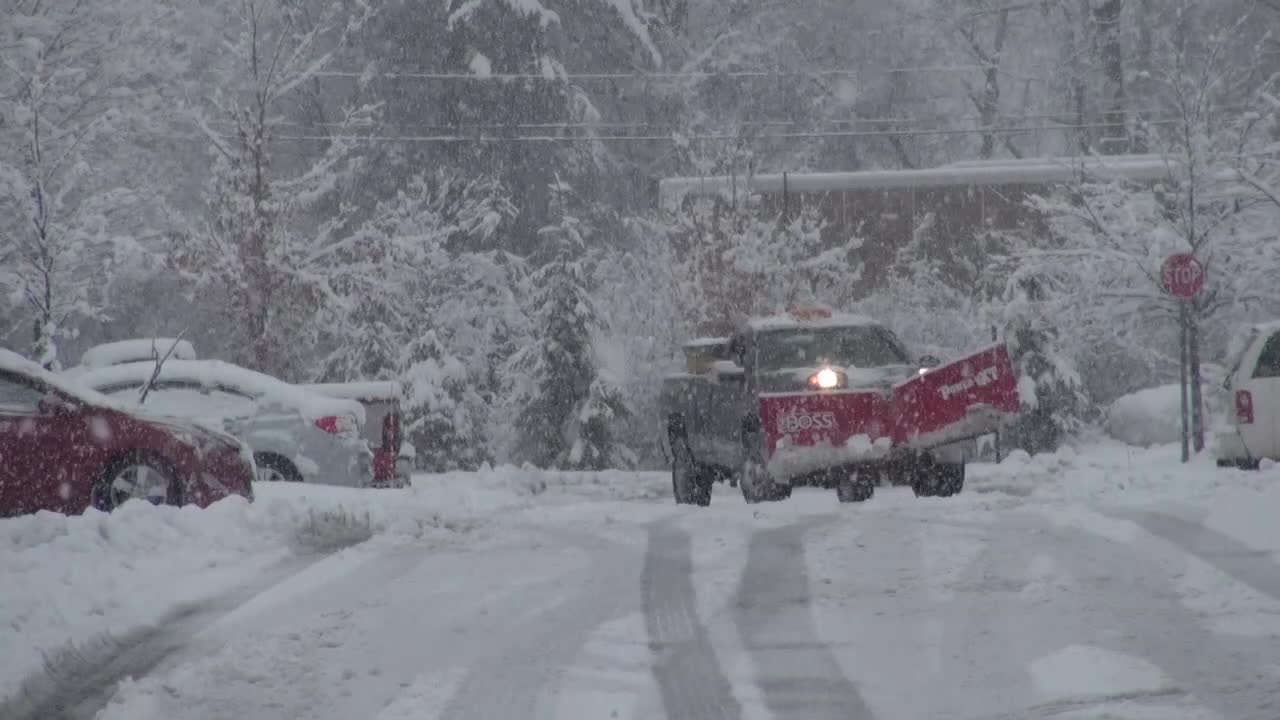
left=891, top=344, right=1020, bottom=447
left=759, top=344, right=1020, bottom=461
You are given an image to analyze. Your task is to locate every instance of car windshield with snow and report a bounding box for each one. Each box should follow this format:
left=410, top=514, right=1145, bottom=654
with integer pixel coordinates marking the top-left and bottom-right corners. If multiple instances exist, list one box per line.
left=76, top=360, right=373, bottom=487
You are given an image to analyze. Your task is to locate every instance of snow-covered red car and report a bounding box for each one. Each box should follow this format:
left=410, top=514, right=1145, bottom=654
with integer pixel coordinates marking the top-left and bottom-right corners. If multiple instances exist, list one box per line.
left=0, top=349, right=255, bottom=517
left=659, top=306, right=1022, bottom=505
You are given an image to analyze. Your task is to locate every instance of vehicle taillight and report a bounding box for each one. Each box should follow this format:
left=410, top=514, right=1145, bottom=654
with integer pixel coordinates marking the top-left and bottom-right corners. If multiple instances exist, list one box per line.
left=315, top=415, right=358, bottom=436
left=1235, top=390, right=1254, bottom=424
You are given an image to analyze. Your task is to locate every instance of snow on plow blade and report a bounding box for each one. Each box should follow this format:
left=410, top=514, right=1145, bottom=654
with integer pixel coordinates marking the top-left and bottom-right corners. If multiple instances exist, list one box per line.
left=892, top=344, right=1020, bottom=447
left=758, top=344, right=1020, bottom=467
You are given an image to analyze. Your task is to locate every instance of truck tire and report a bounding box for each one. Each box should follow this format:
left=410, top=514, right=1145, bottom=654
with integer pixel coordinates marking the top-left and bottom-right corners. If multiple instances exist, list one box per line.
left=912, top=462, right=965, bottom=498
left=837, top=473, right=875, bottom=503
left=672, top=448, right=712, bottom=507
left=669, top=417, right=711, bottom=506
left=738, top=461, right=790, bottom=503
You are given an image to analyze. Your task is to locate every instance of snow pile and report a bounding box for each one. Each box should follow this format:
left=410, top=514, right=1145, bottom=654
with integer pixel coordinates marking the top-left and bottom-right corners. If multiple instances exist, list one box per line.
left=1104, top=383, right=1225, bottom=448
left=969, top=440, right=1280, bottom=504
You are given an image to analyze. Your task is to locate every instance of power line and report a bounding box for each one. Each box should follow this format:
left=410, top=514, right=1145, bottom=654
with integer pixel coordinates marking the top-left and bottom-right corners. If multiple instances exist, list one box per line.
left=311, top=64, right=994, bottom=82
left=168, top=118, right=1184, bottom=145
left=202, top=107, right=1197, bottom=133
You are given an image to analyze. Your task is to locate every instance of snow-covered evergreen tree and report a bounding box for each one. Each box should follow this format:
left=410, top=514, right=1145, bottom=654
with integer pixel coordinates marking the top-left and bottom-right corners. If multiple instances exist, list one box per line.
left=170, top=0, right=376, bottom=379
left=313, top=170, right=522, bottom=470
left=513, top=181, right=634, bottom=470
left=999, top=272, right=1090, bottom=453
left=668, top=196, right=860, bottom=335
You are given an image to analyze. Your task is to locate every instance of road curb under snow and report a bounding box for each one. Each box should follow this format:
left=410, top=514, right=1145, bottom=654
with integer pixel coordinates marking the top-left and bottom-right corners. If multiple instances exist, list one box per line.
left=0, top=550, right=334, bottom=720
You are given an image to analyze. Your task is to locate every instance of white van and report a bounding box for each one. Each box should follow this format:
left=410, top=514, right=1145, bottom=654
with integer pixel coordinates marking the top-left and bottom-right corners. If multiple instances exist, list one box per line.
left=1216, top=321, right=1280, bottom=468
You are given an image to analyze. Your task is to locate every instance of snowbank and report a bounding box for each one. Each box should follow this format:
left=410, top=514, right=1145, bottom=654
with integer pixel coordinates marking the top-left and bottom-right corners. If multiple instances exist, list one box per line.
left=1104, top=384, right=1224, bottom=448
left=1104, top=385, right=1186, bottom=447
left=969, top=440, right=1280, bottom=506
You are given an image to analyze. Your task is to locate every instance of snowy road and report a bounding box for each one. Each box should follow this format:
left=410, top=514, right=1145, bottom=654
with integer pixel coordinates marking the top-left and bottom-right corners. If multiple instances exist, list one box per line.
left=5, top=453, right=1280, bottom=719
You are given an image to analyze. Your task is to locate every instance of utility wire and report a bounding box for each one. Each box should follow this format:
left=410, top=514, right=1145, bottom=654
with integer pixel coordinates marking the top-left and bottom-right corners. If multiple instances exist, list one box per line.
left=311, top=64, right=995, bottom=82
left=154, top=118, right=1182, bottom=145
left=200, top=107, right=1199, bottom=132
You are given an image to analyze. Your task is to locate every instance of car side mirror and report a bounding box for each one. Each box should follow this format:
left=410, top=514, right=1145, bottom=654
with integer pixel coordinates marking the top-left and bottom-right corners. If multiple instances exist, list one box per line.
left=38, top=393, right=80, bottom=416
left=709, top=360, right=745, bottom=383
left=918, top=354, right=942, bottom=369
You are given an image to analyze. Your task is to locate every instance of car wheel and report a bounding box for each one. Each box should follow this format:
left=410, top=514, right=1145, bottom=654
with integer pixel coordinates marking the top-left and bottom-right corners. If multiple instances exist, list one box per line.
left=93, top=454, right=181, bottom=511
left=254, top=453, right=303, bottom=483
left=836, top=473, right=874, bottom=503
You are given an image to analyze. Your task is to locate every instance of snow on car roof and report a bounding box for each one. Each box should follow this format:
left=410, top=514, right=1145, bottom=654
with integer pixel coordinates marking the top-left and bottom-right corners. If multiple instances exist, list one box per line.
left=0, top=349, right=252, bottom=446
left=0, top=348, right=132, bottom=410
left=76, top=359, right=365, bottom=424
left=302, top=381, right=403, bottom=401
left=748, top=311, right=882, bottom=331
left=79, top=338, right=198, bottom=369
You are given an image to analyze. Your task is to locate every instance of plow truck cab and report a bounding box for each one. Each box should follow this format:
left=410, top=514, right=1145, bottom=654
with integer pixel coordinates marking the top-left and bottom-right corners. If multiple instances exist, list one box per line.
left=659, top=305, right=1023, bottom=505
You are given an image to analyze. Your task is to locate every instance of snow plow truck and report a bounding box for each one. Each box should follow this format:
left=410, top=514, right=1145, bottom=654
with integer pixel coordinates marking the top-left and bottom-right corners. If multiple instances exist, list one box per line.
left=659, top=305, right=1023, bottom=505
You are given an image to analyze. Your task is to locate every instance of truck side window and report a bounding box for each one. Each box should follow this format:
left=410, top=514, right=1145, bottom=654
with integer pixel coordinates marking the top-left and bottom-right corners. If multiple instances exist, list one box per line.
left=1254, top=332, right=1280, bottom=379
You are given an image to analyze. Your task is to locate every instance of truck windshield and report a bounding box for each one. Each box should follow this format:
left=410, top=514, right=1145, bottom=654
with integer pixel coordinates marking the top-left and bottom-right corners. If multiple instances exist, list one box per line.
left=755, top=326, right=909, bottom=371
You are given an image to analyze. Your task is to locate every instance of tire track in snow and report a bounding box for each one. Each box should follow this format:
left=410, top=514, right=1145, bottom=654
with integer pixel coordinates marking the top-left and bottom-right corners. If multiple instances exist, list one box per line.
left=1042, top=521, right=1280, bottom=720
left=734, top=520, right=876, bottom=720
left=0, top=549, right=339, bottom=720
left=1117, top=510, right=1280, bottom=603
left=642, top=522, right=742, bottom=720
left=438, top=528, right=642, bottom=720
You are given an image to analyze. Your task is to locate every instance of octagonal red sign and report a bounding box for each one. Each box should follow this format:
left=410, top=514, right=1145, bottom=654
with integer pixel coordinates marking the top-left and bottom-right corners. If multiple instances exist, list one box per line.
left=1160, top=253, right=1205, bottom=299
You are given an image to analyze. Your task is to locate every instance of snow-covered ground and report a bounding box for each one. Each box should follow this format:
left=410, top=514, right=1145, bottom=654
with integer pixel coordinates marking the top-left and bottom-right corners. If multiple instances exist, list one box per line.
left=2, top=446, right=1278, bottom=719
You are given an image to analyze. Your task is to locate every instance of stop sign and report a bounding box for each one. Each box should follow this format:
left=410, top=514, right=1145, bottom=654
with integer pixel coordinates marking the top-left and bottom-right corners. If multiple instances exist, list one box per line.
left=1160, top=253, right=1205, bottom=299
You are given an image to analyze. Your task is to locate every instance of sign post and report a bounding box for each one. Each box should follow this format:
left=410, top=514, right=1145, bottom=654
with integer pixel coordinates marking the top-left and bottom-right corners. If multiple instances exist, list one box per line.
left=1160, top=253, right=1206, bottom=464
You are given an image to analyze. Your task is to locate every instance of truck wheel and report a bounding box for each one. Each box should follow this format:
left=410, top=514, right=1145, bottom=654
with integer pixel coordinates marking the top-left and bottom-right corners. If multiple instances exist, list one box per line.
left=837, top=473, right=875, bottom=503
left=739, top=462, right=788, bottom=503
left=935, top=463, right=965, bottom=497
left=671, top=438, right=711, bottom=507
left=913, top=462, right=965, bottom=498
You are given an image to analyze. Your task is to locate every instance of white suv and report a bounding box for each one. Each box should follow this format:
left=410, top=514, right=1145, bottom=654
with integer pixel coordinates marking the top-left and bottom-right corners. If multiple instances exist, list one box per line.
left=1216, top=322, right=1280, bottom=469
